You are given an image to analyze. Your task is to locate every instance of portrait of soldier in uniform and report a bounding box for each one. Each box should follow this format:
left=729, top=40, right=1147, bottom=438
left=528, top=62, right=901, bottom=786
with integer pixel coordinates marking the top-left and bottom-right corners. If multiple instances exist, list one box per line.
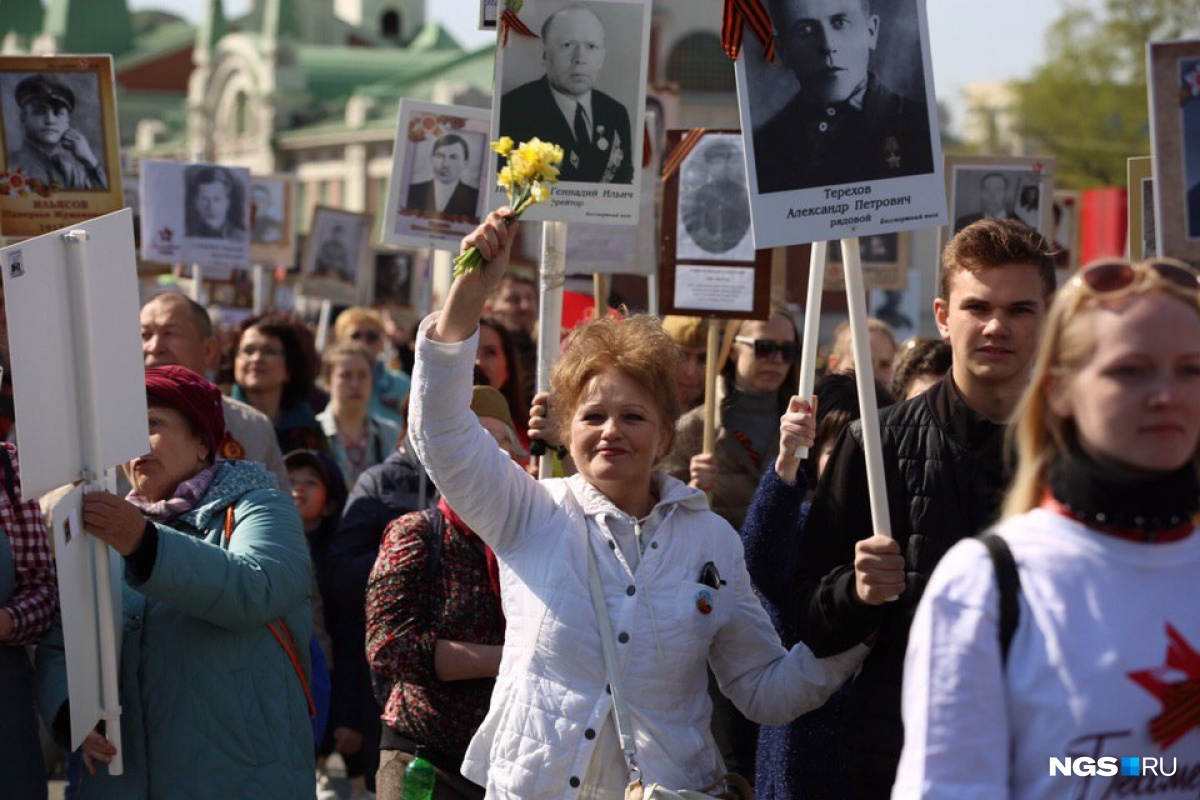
left=751, top=0, right=933, bottom=193
left=498, top=3, right=634, bottom=184
left=953, top=171, right=1021, bottom=232
left=679, top=137, right=752, bottom=257
left=250, top=181, right=284, bottom=244
left=5, top=74, right=107, bottom=191
left=405, top=133, right=480, bottom=217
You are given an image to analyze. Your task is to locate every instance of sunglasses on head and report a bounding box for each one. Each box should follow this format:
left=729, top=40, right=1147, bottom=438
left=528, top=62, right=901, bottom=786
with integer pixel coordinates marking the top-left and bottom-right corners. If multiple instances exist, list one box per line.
left=734, top=336, right=799, bottom=362
left=350, top=329, right=382, bottom=343
left=1073, top=258, right=1200, bottom=300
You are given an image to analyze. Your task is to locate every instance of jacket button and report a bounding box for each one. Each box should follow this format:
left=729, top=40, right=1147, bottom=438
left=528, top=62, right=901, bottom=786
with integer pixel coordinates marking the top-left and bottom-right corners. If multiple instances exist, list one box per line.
left=617, top=632, right=629, bottom=644
left=130, top=615, right=143, bottom=631
left=650, top=542, right=658, bottom=549
left=626, top=585, right=636, bottom=596
left=584, top=728, right=596, bottom=739
left=608, top=540, right=617, bottom=550
left=606, top=684, right=611, bottom=694
left=570, top=776, right=581, bottom=787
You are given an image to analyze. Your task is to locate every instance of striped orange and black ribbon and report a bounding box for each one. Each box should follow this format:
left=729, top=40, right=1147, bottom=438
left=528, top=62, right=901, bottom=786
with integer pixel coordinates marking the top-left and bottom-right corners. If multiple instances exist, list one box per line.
left=500, top=8, right=538, bottom=46
left=662, top=128, right=710, bottom=181
left=721, top=0, right=776, bottom=63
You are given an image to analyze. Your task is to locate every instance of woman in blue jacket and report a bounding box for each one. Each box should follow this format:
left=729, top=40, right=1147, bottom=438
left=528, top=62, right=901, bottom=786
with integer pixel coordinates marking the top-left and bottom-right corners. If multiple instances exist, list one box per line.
left=38, top=365, right=315, bottom=799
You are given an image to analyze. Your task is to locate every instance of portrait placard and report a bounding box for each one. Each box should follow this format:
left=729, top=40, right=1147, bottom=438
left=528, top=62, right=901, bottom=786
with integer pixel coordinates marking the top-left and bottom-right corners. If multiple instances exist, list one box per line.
left=659, top=130, right=770, bottom=319
left=489, top=0, right=651, bottom=225
left=370, top=246, right=417, bottom=306
left=481, top=0, right=498, bottom=29
left=1051, top=190, right=1080, bottom=271
left=1127, top=156, right=1156, bottom=260
left=1147, top=40, right=1200, bottom=261
left=824, top=232, right=910, bottom=291
left=735, top=0, right=945, bottom=249
left=249, top=174, right=296, bottom=266
left=944, top=155, right=1056, bottom=239
left=0, top=55, right=124, bottom=238
left=301, top=206, right=372, bottom=303
left=140, top=159, right=251, bottom=269
left=382, top=100, right=490, bottom=251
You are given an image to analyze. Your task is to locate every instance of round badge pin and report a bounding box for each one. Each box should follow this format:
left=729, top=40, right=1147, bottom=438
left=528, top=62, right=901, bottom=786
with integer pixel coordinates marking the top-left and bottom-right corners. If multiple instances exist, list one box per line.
left=695, top=589, right=713, bottom=615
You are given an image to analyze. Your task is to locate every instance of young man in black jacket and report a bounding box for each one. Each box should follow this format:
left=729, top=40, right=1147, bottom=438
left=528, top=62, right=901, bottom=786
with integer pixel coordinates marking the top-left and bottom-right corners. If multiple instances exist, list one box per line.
left=793, top=218, right=1056, bottom=797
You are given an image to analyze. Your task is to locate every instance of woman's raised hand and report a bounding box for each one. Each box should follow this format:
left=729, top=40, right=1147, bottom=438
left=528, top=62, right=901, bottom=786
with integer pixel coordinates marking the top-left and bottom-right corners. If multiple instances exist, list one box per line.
left=82, top=491, right=148, bottom=556
left=774, top=394, right=817, bottom=484
left=435, top=210, right=520, bottom=344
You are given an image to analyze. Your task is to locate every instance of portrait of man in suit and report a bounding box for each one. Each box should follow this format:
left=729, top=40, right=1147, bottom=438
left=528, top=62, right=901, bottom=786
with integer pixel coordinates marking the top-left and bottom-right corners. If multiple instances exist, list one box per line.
left=405, top=133, right=480, bottom=218
left=953, top=171, right=1020, bottom=232
left=498, top=3, right=634, bottom=184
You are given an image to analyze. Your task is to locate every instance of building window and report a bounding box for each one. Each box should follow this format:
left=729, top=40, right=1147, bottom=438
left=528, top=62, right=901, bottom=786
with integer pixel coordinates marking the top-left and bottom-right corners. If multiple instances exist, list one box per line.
left=234, top=91, right=251, bottom=136
left=666, top=33, right=734, bottom=92
left=381, top=9, right=401, bottom=39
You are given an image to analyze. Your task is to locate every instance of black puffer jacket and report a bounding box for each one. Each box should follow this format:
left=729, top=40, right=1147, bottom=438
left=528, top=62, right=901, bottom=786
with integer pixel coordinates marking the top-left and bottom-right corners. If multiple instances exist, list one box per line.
left=790, top=377, right=1009, bottom=796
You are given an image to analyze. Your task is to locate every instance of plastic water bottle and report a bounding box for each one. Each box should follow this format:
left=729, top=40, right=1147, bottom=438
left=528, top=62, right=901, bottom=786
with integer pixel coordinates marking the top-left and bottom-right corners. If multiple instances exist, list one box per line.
left=402, top=746, right=436, bottom=800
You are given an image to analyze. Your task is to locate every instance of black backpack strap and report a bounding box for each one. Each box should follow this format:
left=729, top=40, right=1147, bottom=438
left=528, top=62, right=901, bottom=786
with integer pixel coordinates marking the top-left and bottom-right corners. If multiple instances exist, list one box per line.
left=979, top=533, right=1021, bottom=666
left=422, top=506, right=445, bottom=586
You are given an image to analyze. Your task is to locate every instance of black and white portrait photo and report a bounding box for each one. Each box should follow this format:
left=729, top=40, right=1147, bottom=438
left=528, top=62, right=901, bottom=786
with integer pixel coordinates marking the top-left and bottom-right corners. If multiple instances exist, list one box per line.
left=748, top=0, right=932, bottom=193
left=184, top=164, right=248, bottom=241
left=406, top=132, right=482, bottom=218
left=1148, top=40, right=1200, bottom=260
left=676, top=134, right=754, bottom=262
left=302, top=206, right=372, bottom=303
left=382, top=100, right=491, bottom=251
left=140, top=159, right=251, bottom=268
left=491, top=0, right=651, bottom=224
left=946, top=156, right=1055, bottom=239
left=1, top=71, right=107, bottom=191
left=249, top=175, right=296, bottom=267
left=734, top=0, right=945, bottom=248
left=0, top=56, right=125, bottom=236
left=372, top=247, right=415, bottom=307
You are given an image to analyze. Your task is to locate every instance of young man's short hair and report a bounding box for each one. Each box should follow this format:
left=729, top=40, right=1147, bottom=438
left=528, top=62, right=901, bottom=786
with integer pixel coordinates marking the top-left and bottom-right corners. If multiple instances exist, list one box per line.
left=939, top=218, right=1056, bottom=301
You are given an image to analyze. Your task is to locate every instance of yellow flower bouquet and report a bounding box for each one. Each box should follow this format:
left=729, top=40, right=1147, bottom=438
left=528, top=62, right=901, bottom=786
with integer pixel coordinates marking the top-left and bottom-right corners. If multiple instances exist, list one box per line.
left=452, top=136, right=564, bottom=277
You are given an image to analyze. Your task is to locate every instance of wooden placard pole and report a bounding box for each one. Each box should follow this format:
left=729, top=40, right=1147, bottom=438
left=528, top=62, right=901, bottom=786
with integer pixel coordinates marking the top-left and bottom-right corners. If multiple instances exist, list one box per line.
left=840, top=237, right=892, bottom=538
left=794, top=241, right=827, bottom=459
left=536, top=221, right=567, bottom=479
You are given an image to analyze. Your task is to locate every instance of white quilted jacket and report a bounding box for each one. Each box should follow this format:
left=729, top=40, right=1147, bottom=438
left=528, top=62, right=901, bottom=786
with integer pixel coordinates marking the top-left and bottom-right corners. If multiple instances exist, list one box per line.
left=410, top=317, right=867, bottom=800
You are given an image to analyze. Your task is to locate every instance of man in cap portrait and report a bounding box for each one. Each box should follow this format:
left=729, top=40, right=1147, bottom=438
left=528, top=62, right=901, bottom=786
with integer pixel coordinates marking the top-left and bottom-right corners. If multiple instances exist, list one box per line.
left=752, top=0, right=933, bottom=193
left=7, top=74, right=107, bottom=191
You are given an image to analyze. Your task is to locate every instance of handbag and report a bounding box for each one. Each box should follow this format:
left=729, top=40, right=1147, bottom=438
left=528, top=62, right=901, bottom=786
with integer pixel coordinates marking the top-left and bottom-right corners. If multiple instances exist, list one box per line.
left=585, top=540, right=753, bottom=800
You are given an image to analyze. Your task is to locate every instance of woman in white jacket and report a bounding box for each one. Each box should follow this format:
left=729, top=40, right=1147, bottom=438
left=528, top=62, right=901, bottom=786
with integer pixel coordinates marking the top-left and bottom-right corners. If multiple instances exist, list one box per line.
left=893, top=258, right=1200, bottom=799
left=408, top=211, right=866, bottom=799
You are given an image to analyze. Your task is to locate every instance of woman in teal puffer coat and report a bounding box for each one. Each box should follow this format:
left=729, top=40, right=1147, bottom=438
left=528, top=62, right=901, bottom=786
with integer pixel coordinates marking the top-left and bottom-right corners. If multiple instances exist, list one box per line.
left=37, top=365, right=314, bottom=799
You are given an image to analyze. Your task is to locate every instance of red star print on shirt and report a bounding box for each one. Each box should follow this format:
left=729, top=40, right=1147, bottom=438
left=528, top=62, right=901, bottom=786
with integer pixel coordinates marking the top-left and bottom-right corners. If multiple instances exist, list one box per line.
left=1127, top=624, right=1200, bottom=750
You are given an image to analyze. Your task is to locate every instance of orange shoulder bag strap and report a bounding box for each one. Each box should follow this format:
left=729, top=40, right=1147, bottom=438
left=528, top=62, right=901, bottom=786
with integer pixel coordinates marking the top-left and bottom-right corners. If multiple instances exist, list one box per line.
left=224, top=506, right=317, bottom=718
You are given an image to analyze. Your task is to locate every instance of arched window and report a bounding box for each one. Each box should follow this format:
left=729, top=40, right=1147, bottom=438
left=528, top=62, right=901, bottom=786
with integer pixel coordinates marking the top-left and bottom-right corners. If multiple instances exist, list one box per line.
left=666, top=33, right=734, bottom=92
left=381, top=9, right=401, bottom=39
left=234, top=91, right=251, bottom=136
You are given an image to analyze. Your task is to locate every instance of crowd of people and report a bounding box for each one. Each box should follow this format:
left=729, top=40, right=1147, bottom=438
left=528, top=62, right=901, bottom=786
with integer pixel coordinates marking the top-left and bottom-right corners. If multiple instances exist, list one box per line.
left=1, top=212, right=1197, bottom=800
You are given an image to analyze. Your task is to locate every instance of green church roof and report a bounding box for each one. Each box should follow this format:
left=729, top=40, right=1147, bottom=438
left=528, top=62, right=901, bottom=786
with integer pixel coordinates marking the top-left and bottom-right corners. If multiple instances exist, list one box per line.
left=0, top=0, right=45, bottom=41
left=44, top=0, right=134, bottom=56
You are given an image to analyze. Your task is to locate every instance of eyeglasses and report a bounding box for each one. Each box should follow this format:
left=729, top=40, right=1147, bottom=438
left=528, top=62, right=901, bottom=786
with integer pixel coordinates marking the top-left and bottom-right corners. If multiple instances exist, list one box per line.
left=237, top=345, right=285, bottom=359
left=349, top=329, right=382, bottom=343
left=1072, top=258, right=1199, bottom=301
left=734, top=336, right=800, bottom=362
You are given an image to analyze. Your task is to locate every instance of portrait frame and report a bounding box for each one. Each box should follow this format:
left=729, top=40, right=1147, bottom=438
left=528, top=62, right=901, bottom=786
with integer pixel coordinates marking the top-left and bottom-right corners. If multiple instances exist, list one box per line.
left=0, top=55, right=124, bottom=238
left=249, top=174, right=296, bottom=266
left=1147, top=40, right=1200, bottom=261
left=659, top=129, right=771, bottom=320
left=382, top=99, right=490, bottom=252
left=488, top=0, right=651, bottom=225
left=139, top=159, right=252, bottom=269
left=824, top=232, right=911, bottom=292
left=301, top=205, right=372, bottom=304
left=1127, top=156, right=1156, bottom=260
left=370, top=245, right=418, bottom=307
left=480, top=0, right=498, bottom=29
left=944, top=155, right=1056, bottom=241
left=1051, top=189, right=1081, bottom=271
left=735, top=0, right=946, bottom=249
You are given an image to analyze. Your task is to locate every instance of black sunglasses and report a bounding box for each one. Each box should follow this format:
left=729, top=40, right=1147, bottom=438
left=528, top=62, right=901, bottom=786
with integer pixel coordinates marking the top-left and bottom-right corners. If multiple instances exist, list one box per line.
left=734, top=336, right=799, bottom=362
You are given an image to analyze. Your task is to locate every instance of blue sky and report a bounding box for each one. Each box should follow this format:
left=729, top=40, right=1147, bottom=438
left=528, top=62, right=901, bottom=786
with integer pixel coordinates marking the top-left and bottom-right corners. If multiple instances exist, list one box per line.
left=127, top=0, right=1092, bottom=135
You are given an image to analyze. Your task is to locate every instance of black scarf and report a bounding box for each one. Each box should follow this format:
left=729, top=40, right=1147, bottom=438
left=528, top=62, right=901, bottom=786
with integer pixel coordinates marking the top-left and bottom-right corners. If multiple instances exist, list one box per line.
left=1048, top=448, right=1199, bottom=535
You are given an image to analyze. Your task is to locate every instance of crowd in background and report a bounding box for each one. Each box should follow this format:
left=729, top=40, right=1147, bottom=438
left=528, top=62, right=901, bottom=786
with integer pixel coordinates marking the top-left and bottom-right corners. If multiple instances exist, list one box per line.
left=1, top=215, right=1198, bottom=800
